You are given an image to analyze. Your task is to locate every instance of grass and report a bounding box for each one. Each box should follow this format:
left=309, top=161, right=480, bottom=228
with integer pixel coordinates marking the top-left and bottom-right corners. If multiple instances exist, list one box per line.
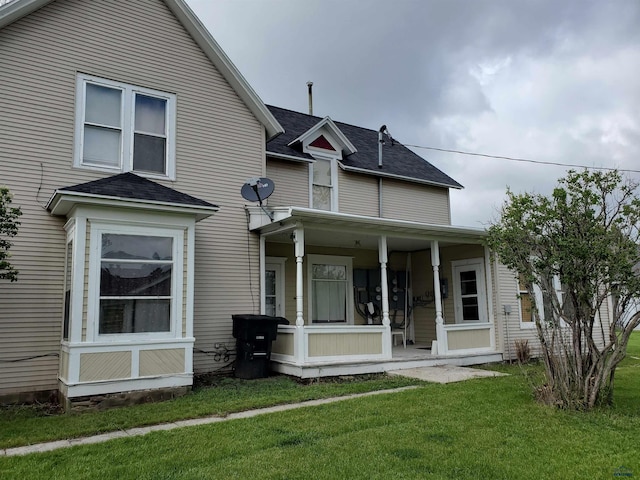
left=0, top=374, right=420, bottom=449
left=0, top=332, right=638, bottom=479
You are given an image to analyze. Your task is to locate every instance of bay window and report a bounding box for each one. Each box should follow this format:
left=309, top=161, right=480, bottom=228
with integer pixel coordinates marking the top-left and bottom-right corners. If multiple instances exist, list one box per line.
left=89, top=223, right=184, bottom=340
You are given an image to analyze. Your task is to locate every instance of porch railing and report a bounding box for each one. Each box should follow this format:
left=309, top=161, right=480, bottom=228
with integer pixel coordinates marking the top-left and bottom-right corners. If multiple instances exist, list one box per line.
left=271, top=325, right=391, bottom=365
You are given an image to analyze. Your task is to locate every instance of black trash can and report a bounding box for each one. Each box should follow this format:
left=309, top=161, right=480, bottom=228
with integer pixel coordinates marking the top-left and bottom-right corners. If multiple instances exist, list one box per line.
left=232, top=314, right=289, bottom=379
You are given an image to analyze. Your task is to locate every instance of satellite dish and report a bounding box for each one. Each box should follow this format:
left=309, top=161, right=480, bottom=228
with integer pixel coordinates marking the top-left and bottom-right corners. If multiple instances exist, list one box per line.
left=241, top=177, right=275, bottom=205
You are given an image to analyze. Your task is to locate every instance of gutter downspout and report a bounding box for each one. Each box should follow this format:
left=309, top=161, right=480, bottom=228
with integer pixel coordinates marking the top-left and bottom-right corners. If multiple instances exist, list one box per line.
left=379, top=177, right=383, bottom=217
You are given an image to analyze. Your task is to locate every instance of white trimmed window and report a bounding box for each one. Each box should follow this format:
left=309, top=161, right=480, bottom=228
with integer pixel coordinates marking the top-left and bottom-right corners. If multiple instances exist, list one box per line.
left=311, top=157, right=335, bottom=211
left=88, top=223, right=184, bottom=340
left=307, top=255, right=353, bottom=324
left=521, top=273, right=564, bottom=326
left=75, top=74, right=176, bottom=179
left=516, top=275, right=535, bottom=328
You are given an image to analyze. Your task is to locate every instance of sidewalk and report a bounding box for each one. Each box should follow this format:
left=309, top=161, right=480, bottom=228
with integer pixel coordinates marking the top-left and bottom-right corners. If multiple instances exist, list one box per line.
left=2, top=386, right=419, bottom=457
left=2, top=365, right=506, bottom=457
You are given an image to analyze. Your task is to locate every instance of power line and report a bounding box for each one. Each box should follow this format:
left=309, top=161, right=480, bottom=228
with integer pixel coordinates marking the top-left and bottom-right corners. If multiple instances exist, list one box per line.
left=402, top=143, right=640, bottom=174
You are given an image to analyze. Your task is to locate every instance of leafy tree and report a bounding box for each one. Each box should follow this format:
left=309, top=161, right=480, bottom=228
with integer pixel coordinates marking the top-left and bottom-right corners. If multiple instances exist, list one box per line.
left=0, top=187, right=22, bottom=282
left=487, top=170, right=640, bottom=410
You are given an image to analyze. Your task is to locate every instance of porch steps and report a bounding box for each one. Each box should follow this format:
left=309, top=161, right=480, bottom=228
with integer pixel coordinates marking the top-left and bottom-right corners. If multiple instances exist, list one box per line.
left=272, top=350, right=504, bottom=379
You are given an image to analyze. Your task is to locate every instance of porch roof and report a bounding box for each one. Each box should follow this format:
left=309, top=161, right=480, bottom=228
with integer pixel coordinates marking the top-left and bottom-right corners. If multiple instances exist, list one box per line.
left=247, top=206, right=487, bottom=244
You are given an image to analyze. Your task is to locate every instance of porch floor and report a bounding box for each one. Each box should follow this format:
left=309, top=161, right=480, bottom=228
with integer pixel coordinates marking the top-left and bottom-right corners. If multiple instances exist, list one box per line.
left=272, top=344, right=504, bottom=379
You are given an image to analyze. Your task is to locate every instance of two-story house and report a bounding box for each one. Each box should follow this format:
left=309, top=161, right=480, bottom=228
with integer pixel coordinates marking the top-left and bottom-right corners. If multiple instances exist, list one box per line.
left=0, top=0, right=565, bottom=407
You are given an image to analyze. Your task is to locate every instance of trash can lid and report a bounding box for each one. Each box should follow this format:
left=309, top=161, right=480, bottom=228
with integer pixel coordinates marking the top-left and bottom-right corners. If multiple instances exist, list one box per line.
left=232, top=314, right=289, bottom=325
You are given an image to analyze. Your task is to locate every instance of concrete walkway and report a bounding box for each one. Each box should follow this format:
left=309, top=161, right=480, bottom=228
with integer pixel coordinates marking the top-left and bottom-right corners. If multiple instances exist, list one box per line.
left=2, top=365, right=505, bottom=457
left=1, top=386, right=419, bottom=457
left=388, top=364, right=508, bottom=384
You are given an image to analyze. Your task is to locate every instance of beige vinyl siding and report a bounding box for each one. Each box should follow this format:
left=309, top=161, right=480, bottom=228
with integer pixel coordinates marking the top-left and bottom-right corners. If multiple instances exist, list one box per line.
left=494, top=262, right=540, bottom=360
left=381, top=178, right=451, bottom=224
left=265, top=158, right=309, bottom=207
left=337, top=169, right=379, bottom=217
left=409, top=250, right=437, bottom=346
left=0, top=0, right=265, bottom=395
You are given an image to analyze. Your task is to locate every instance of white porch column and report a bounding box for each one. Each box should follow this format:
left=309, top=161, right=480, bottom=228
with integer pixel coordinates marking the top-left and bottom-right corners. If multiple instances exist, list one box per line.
left=379, top=236, right=392, bottom=357
left=294, top=227, right=305, bottom=326
left=259, top=235, right=266, bottom=315
left=293, top=227, right=306, bottom=365
left=431, top=240, right=447, bottom=355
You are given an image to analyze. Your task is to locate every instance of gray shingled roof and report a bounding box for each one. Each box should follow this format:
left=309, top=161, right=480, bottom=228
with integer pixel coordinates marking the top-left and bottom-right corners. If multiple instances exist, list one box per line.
left=57, top=172, right=218, bottom=208
left=266, top=105, right=463, bottom=189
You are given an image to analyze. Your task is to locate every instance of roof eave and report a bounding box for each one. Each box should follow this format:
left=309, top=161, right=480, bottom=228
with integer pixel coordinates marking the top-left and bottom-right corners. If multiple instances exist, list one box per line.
left=47, top=190, right=219, bottom=222
left=338, top=163, right=464, bottom=190
left=0, top=0, right=50, bottom=29
left=266, top=151, right=315, bottom=164
left=163, top=0, right=284, bottom=140
left=247, top=206, right=486, bottom=242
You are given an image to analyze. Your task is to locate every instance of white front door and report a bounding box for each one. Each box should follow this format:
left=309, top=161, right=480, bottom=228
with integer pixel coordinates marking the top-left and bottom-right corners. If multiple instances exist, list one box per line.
left=452, top=259, right=488, bottom=323
left=265, top=259, right=285, bottom=317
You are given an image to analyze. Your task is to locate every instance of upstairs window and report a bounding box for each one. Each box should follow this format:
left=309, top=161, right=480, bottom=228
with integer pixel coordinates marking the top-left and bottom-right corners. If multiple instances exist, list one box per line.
left=312, top=158, right=333, bottom=210
left=75, top=74, right=176, bottom=179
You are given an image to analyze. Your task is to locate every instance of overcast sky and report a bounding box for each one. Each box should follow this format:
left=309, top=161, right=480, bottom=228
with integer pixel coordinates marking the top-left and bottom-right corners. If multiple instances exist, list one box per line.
left=187, top=0, right=640, bottom=227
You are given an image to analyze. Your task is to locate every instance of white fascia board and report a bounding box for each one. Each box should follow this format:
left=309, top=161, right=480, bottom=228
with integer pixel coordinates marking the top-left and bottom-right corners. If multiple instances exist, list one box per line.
left=47, top=190, right=219, bottom=222
left=267, top=151, right=315, bottom=164
left=164, top=0, right=283, bottom=140
left=247, top=205, right=487, bottom=241
left=287, top=117, right=357, bottom=155
left=338, top=162, right=464, bottom=190
left=0, top=0, right=51, bottom=29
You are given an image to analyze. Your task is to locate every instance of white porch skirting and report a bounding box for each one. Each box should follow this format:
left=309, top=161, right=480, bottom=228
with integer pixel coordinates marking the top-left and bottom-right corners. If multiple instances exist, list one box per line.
left=271, top=325, right=391, bottom=366
left=271, top=323, right=498, bottom=377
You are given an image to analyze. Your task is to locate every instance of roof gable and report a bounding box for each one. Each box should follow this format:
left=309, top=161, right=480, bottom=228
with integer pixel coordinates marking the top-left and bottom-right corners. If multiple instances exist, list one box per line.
left=287, top=116, right=357, bottom=158
left=0, top=0, right=283, bottom=140
left=266, top=106, right=463, bottom=189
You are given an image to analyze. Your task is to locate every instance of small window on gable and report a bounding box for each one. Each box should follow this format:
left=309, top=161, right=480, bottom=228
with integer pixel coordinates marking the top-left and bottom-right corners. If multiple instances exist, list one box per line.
left=75, top=74, right=176, bottom=179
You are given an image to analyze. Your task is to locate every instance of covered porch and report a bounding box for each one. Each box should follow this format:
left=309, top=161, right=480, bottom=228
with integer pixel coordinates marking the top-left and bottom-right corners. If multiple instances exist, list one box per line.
left=248, top=207, right=502, bottom=377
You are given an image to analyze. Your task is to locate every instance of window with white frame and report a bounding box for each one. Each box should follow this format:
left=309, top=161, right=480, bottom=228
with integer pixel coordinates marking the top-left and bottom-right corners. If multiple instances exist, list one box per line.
left=75, top=74, right=176, bottom=179
left=308, top=255, right=353, bottom=323
left=89, top=224, right=184, bottom=339
left=521, top=273, right=564, bottom=325
left=452, top=258, right=488, bottom=323
left=517, top=275, right=534, bottom=326
left=311, top=157, right=335, bottom=211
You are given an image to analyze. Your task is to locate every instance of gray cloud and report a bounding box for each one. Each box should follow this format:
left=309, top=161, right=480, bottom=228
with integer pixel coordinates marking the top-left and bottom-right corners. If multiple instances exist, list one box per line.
left=188, top=0, right=640, bottom=226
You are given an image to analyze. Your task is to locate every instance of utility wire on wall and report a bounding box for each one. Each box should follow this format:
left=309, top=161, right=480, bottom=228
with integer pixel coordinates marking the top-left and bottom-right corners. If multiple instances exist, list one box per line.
left=401, top=143, right=640, bottom=174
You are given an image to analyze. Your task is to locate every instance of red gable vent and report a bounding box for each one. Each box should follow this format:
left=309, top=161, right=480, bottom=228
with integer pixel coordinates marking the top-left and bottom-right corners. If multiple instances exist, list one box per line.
left=309, top=135, right=336, bottom=151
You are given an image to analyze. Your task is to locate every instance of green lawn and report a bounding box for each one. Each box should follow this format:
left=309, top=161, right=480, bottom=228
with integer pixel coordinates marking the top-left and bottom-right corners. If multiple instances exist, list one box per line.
left=0, top=375, right=420, bottom=449
left=1, top=333, right=638, bottom=479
